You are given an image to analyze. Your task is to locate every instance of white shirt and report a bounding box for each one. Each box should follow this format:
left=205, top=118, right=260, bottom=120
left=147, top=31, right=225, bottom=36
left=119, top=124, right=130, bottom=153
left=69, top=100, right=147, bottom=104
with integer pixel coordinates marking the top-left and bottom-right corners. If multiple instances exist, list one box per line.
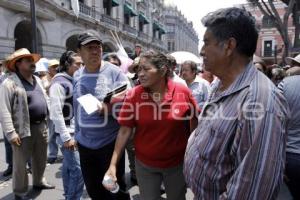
left=172, top=72, right=187, bottom=86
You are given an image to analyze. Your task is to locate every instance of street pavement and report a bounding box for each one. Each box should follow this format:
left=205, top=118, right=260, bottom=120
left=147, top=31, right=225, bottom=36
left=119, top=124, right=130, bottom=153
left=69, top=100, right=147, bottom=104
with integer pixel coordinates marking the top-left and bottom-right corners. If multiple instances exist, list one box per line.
left=0, top=133, right=292, bottom=200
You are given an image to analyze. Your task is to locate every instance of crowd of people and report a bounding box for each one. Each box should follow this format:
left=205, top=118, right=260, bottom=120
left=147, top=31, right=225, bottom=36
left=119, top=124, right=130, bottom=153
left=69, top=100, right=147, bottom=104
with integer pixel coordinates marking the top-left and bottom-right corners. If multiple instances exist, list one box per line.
left=0, top=6, right=299, bottom=200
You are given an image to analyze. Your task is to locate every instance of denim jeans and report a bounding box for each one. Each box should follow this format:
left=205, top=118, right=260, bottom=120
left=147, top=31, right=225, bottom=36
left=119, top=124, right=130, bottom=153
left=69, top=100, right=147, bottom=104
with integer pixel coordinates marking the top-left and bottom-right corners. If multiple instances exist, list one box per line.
left=48, top=120, right=58, bottom=159
left=60, top=146, right=84, bottom=200
left=285, top=152, right=300, bottom=200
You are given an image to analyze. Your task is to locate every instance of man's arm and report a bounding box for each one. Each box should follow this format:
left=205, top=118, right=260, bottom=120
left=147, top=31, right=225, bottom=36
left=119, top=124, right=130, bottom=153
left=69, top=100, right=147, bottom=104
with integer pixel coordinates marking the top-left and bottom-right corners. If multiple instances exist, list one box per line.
left=49, top=83, right=72, bottom=143
left=220, top=107, right=288, bottom=200
left=0, top=82, right=20, bottom=142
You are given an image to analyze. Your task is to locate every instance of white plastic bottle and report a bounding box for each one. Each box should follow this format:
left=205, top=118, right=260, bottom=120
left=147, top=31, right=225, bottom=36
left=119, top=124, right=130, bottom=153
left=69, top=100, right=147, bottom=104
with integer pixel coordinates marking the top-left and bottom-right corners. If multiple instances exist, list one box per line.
left=102, top=175, right=119, bottom=193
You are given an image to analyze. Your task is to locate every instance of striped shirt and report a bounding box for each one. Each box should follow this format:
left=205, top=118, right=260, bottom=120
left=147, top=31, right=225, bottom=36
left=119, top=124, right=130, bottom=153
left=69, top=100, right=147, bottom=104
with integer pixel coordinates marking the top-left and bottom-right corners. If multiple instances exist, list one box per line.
left=184, top=63, right=290, bottom=200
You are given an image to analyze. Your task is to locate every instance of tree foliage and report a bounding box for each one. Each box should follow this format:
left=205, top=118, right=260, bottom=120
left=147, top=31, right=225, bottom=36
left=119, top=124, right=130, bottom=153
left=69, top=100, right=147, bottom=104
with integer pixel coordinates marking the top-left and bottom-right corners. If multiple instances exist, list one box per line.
left=247, top=0, right=296, bottom=63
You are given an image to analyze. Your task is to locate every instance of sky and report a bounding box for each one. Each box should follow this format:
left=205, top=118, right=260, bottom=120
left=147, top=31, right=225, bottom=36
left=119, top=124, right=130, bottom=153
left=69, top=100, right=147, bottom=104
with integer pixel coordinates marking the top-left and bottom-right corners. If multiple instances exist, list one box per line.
left=166, top=0, right=248, bottom=51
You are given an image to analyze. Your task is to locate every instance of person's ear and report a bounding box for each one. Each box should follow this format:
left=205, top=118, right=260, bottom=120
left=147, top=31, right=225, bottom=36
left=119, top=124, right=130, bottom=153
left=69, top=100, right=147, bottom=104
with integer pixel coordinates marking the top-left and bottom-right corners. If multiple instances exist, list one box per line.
left=224, top=37, right=237, bottom=56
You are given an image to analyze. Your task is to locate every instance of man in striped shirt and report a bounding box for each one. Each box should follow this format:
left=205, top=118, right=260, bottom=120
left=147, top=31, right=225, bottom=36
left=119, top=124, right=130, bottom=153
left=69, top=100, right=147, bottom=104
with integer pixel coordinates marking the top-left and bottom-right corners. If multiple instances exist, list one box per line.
left=184, top=7, right=290, bottom=200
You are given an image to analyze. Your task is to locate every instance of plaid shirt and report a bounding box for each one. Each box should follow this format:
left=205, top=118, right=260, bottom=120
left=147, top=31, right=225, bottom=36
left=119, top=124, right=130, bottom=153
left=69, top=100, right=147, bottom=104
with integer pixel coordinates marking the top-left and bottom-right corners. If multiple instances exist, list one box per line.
left=184, top=63, right=290, bottom=200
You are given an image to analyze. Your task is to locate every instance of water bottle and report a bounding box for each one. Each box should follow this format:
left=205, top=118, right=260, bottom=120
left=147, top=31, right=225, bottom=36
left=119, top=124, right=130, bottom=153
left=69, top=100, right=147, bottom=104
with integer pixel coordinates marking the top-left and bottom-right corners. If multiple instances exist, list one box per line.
left=102, top=175, right=119, bottom=193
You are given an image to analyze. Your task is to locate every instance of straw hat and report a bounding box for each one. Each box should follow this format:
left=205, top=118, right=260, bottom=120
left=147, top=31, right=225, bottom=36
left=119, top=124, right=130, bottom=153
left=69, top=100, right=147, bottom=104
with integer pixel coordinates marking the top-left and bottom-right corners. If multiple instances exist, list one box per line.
left=48, top=59, right=59, bottom=67
left=285, top=54, right=300, bottom=66
left=6, top=48, right=40, bottom=72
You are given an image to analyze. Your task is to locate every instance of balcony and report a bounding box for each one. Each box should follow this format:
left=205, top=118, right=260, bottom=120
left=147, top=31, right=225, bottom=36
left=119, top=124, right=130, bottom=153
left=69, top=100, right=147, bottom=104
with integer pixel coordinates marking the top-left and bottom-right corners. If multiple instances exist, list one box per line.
left=167, top=32, right=175, bottom=38
left=152, top=37, right=162, bottom=44
left=263, top=49, right=274, bottom=57
left=79, top=2, right=93, bottom=16
left=138, top=31, right=149, bottom=41
left=101, top=14, right=119, bottom=28
left=79, top=2, right=101, bottom=20
left=123, top=24, right=137, bottom=36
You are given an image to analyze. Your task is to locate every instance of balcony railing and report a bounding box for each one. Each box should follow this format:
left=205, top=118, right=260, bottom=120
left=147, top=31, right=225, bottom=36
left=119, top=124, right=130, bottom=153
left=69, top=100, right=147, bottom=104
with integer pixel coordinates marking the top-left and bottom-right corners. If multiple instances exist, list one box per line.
left=138, top=31, right=148, bottom=41
left=79, top=2, right=101, bottom=20
left=123, top=24, right=137, bottom=36
left=263, top=49, right=274, bottom=57
left=167, top=32, right=175, bottom=38
left=79, top=2, right=92, bottom=16
left=101, top=14, right=119, bottom=28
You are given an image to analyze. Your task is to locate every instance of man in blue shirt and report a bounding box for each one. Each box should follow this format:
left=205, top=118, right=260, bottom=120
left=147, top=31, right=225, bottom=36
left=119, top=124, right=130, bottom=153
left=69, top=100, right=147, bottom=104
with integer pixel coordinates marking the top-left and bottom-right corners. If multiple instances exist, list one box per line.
left=181, top=60, right=209, bottom=108
left=278, top=75, right=300, bottom=199
left=73, top=32, right=130, bottom=200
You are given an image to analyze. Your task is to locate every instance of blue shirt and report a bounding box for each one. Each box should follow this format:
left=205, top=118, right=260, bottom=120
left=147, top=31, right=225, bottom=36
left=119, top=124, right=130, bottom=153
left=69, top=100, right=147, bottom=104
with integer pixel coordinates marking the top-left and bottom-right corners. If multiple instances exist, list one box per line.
left=73, top=62, right=128, bottom=149
left=278, top=75, right=300, bottom=154
left=187, top=76, right=209, bottom=108
left=18, top=74, right=48, bottom=122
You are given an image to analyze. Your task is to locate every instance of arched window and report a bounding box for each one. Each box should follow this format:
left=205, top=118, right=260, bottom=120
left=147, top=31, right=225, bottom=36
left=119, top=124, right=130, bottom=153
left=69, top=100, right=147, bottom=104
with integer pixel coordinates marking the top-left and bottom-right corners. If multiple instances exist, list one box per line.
left=14, top=20, right=43, bottom=54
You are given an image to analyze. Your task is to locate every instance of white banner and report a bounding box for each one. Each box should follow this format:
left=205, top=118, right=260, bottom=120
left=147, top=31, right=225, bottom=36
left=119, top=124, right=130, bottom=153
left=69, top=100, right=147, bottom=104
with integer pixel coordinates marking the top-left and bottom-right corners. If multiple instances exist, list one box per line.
left=71, top=0, right=79, bottom=18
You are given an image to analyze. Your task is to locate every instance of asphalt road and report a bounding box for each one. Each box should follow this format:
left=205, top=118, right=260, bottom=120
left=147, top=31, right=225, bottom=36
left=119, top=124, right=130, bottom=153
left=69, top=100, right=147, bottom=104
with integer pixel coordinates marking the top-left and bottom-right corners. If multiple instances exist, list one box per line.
left=0, top=132, right=292, bottom=200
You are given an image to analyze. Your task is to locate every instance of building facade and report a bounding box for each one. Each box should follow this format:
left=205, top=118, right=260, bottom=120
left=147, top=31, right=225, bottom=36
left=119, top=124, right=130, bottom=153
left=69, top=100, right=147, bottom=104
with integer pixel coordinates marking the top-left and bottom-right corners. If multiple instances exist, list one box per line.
left=0, top=0, right=170, bottom=59
left=244, top=1, right=296, bottom=64
left=163, top=5, right=199, bottom=55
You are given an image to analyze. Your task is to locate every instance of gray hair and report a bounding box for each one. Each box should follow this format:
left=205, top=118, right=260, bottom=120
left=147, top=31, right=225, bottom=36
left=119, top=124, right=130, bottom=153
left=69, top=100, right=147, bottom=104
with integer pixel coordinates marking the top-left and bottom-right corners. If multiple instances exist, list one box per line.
left=182, top=60, right=198, bottom=74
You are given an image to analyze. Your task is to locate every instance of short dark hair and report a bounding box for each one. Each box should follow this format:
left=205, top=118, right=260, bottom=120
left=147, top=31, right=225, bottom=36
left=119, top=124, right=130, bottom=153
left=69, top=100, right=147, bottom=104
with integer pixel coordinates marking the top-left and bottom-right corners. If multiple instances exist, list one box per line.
left=202, top=7, right=258, bottom=57
left=59, top=51, right=78, bottom=72
left=104, top=53, right=121, bottom=66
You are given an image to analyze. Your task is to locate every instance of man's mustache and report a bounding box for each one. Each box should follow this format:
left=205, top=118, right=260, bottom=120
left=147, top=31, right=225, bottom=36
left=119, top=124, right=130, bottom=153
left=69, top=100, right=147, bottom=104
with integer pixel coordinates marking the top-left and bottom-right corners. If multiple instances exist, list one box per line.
left=30, top=64, right=36, bottom=69
left=30, top=64, right=36, bottom=72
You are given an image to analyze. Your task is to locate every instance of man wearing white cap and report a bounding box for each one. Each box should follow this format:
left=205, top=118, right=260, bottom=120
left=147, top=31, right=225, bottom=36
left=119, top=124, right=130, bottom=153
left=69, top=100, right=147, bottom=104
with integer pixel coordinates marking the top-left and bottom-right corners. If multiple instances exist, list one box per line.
left=45, top=59, right=61, bottom=165
left=0, top=48, right=55, bottom=200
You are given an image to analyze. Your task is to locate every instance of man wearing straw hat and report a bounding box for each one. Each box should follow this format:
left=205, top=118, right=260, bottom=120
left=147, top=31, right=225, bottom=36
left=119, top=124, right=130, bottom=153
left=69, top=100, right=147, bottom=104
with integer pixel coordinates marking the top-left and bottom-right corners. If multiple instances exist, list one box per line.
left=285, top=54, right=300, bottom=76
left=0, top=48, right=55, bottom=200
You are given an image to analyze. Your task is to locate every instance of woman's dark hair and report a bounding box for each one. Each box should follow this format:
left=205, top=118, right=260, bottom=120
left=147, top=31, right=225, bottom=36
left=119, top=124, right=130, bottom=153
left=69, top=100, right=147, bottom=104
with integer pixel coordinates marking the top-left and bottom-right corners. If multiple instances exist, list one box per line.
left=59, top=51, right=78, bottom=72
left=166, top=55, right=177, bottom=67
left=139, top=50, right=172, bottom=78
left=202, top=7, right=258, bottom=57
left=104, top=53, right=121, bottom=66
